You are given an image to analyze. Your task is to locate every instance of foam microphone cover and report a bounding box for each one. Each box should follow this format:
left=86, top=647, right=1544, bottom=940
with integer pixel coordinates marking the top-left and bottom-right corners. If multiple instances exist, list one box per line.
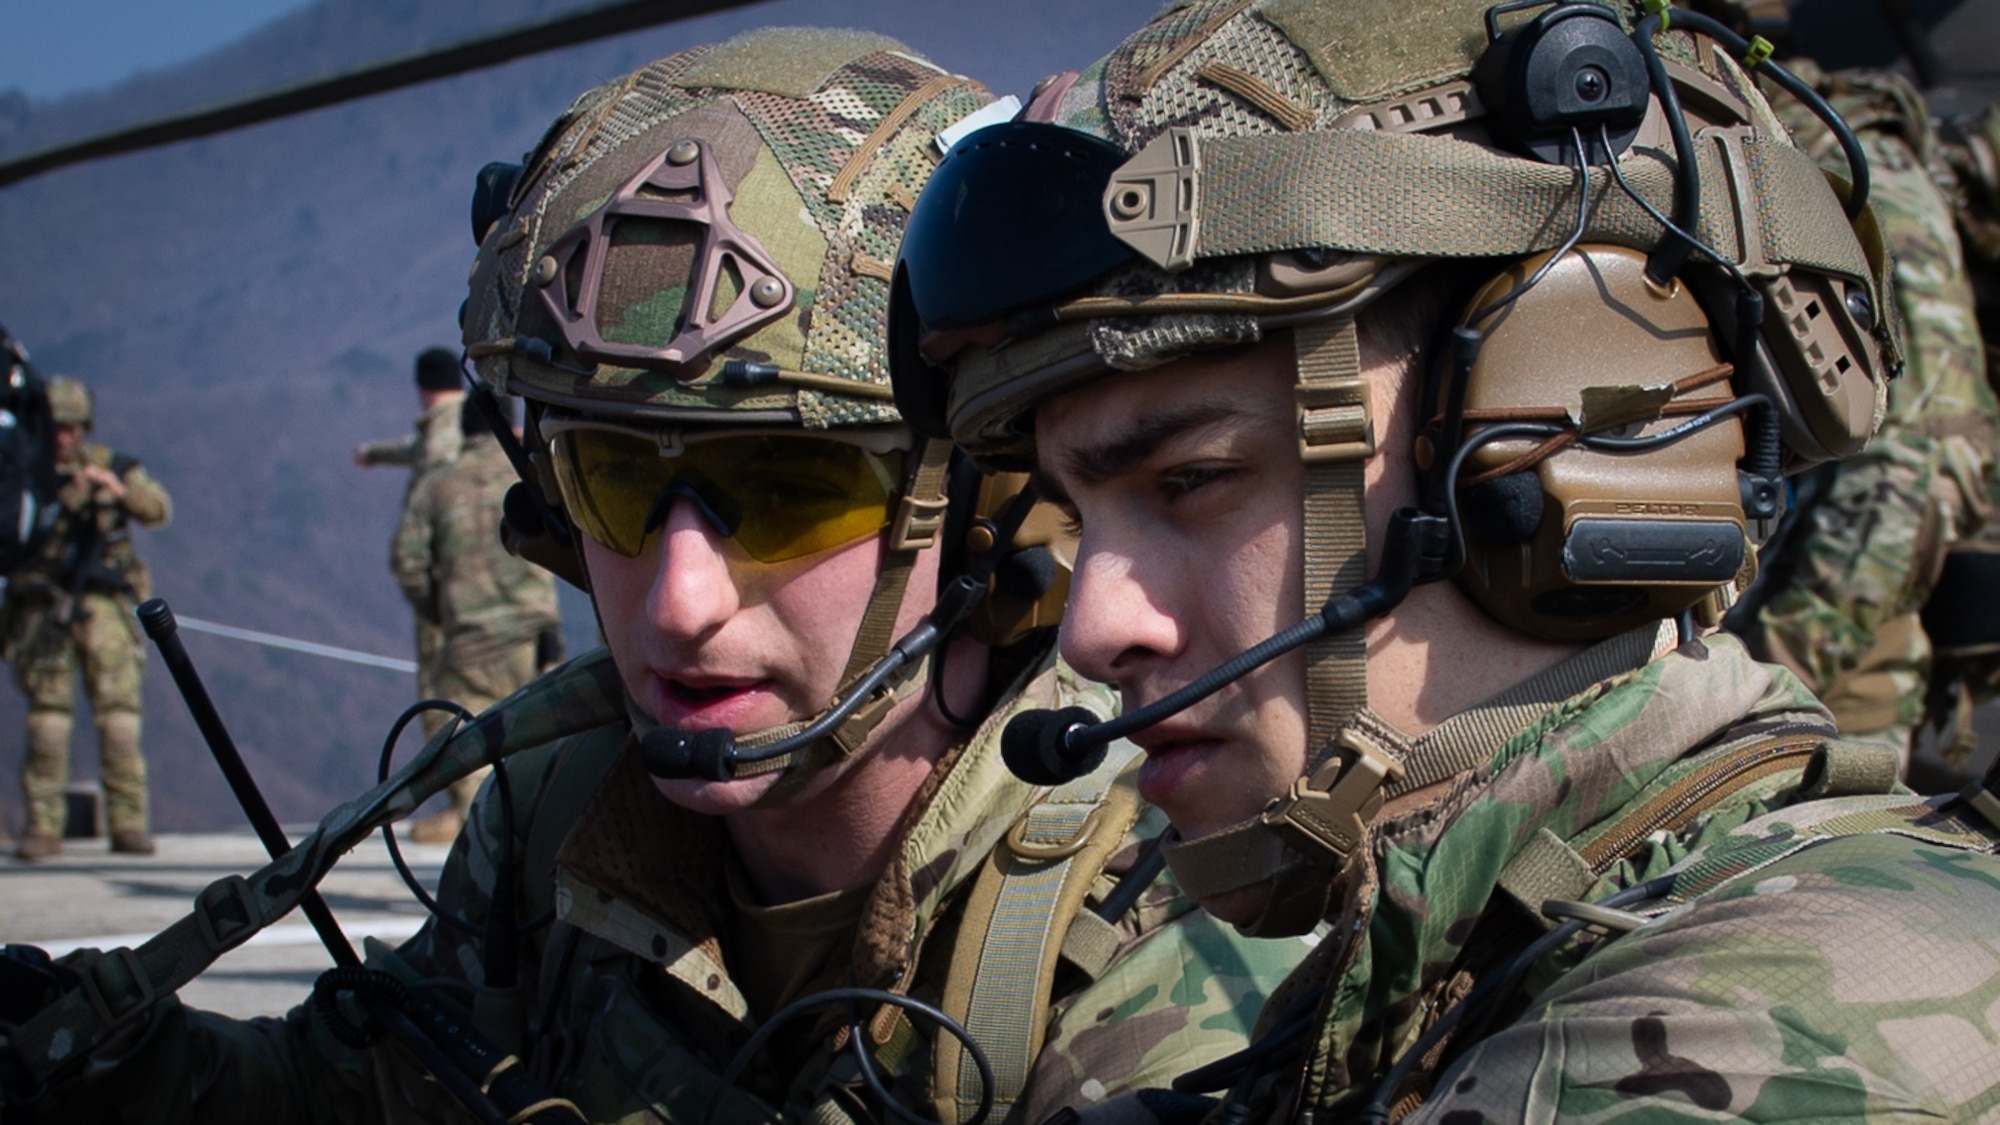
left=638, top=727, right=737, bottom=781
left=1002, top=706, right=1106, bottom=785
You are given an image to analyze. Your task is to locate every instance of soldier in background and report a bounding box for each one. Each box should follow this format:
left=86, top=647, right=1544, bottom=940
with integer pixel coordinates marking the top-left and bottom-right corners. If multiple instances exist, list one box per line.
left=352, top=346, right=466, bottom=472
left=5, top=375, right=171, bottom=859
left=1711, top=3, right=2000, bottom=776
left=355, top=346, right=465, bottom=743
left=391, top=388, right=558, bottom=843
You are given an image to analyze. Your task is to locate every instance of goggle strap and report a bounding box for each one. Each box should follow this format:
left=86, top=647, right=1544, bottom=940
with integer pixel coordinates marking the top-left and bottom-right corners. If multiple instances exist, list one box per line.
left=1295, top=316, right=1374, bottom=770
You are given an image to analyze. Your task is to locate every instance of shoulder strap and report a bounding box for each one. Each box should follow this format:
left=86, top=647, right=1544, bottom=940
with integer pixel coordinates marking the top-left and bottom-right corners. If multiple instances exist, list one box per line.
left=1496, top=727, right=1900, bottom=919
left=931, top=742, right=1147, bottom=1125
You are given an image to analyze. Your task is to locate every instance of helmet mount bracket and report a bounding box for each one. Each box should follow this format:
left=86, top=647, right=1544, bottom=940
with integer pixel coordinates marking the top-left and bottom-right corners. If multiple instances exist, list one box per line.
left=535, top=138, right=796, bottom=377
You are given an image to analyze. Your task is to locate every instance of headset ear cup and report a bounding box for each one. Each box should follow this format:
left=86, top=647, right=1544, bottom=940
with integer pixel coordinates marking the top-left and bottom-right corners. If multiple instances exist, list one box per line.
left=1440, top=245, right=1749, bottom=642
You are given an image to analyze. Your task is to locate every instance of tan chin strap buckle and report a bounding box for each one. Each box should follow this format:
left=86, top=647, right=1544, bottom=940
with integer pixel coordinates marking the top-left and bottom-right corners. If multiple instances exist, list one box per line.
left=1263, top=726, right=1404, bottom=862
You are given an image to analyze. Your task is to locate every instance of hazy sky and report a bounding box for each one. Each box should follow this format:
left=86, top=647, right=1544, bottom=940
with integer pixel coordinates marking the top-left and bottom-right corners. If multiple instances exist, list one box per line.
left=4, top=0, right=318, bottom=102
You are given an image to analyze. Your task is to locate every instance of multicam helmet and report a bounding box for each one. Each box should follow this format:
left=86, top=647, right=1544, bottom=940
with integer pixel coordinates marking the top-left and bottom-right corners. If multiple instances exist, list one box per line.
left=465, top=27, right=990, bottom=428
left=889, top=0, right=1898, bottom=935
left=895, top=0, right=1895, bottom=472
left=461, top=29, right=1019, bottom=793
left=44, top=375, right=90, bottom=428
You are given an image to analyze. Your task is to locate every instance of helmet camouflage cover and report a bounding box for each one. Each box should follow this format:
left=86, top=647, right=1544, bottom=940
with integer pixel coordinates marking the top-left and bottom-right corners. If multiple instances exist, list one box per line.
left=895, top=0, right=1899, bottom=470
left=464, top=27, right=991, bottom=429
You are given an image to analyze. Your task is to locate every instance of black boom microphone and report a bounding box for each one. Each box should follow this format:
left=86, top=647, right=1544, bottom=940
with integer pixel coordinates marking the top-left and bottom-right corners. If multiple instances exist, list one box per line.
left=1001, top=509, right=1449, bottom=786
left=639, top=570, right=989, bottom=781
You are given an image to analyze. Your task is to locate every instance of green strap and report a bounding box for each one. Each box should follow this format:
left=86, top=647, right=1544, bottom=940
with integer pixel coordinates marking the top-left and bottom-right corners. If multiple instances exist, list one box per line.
left=1496, top=828, right=1599, bottom=920
left=11, top=649, right=628, bottom=1088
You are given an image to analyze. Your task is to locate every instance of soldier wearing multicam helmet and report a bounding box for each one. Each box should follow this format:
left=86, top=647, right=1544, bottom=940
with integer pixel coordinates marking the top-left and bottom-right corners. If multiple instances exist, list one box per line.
left=0, top=29, right=1298, bottom=1124
left=4, top=374, right=171, bottom=861
left=891, top=0, right=2000, bottom=1117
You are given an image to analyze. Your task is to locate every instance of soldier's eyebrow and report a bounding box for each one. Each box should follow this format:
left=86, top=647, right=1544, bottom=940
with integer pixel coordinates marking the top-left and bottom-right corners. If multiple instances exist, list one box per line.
left=1042, top=402, right=1244, bottom=494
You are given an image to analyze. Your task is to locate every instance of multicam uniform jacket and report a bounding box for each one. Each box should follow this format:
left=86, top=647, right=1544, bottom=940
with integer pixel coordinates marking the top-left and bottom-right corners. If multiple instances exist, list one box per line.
left=1218, top=628, right=2000, bottom=1123
left=32, top=651, right=1298, bottom=1125
left=358, top=392, right=465, bottom=471
left=390, top=433, right=557, bottom=676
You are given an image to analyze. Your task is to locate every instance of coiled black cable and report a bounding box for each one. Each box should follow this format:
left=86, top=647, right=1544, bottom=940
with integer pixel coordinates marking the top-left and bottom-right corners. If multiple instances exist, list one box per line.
left=376, top=698, right=554, bottom=937
left=311, top=965, right=410, bottom=1049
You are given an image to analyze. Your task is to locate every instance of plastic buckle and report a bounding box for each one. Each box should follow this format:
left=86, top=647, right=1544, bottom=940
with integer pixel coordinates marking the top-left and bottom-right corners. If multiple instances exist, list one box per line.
left=1103, top=127, right=1199, bottom=271
left=81, top=947, right=156, bottom=1031
left=1296, top=378, right=1375, bottom=465
left=194, top=875, right=261, bottom=954
left=1265, top=728, right=1403, bottom=862
left=889, top=492, right=948, bottom=551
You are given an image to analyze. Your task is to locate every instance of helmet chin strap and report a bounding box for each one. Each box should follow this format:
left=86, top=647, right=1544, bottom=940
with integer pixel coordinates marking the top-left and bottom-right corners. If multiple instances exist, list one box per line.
left=1157, top=315, right=1398, bottom=938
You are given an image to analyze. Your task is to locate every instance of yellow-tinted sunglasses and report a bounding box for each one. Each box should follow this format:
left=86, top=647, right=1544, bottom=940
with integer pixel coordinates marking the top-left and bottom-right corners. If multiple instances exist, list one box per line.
left=548, top=424, right=905, bottom=563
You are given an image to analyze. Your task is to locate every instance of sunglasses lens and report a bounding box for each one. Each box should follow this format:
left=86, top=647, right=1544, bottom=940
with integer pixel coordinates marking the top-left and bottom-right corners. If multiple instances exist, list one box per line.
left=551, top=429, right=898, bottom=563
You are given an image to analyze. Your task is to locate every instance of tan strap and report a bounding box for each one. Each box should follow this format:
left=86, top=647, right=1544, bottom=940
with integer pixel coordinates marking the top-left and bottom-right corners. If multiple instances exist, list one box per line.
left=750, top=440, right=955, bottom=797
left=932, top=744, right=1145, bottom=1125
left=1293, top=318, right=1372, bottom=771
left=1057, top=911, right=1125, bottom=978
left=827, top=74, right=964, bottom=205
left=1495, top=828, right=1599, bottom=922
left=1117, top=127, right=1872, bottom=287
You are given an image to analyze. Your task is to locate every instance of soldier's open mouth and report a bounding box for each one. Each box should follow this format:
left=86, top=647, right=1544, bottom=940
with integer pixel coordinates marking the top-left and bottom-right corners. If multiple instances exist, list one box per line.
left=667, top=679, right=753, bottom=703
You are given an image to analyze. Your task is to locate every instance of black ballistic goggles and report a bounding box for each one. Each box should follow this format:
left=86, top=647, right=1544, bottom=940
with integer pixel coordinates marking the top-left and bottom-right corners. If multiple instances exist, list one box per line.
left=889, top=120, right=1139, bottom=435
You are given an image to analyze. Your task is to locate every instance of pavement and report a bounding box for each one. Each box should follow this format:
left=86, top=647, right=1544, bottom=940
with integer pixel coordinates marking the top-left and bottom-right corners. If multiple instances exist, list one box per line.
left=0, top=829, right=452, bottom=1019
